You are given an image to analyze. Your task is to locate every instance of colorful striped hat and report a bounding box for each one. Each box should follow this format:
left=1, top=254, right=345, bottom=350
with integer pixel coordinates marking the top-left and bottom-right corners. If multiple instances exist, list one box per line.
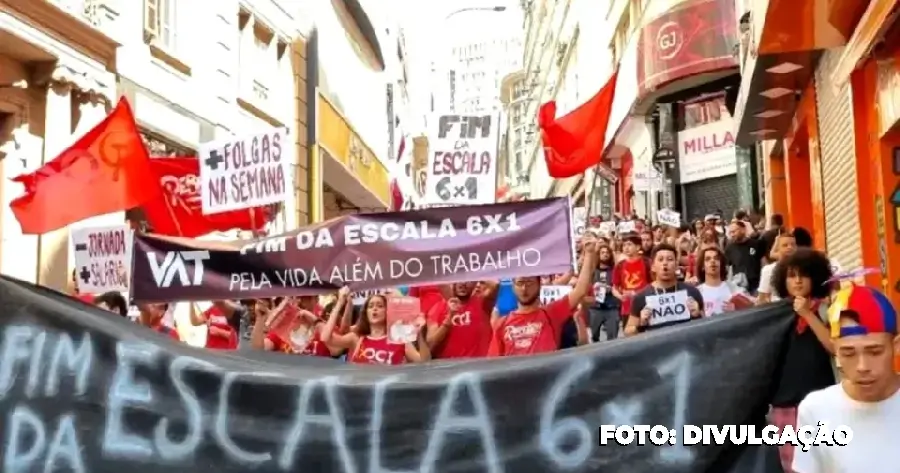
left=828, top=285, right=897, bottom=338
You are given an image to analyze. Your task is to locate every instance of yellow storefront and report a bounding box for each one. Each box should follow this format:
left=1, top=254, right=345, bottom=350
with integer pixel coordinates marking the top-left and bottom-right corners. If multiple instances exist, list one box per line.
left=312, top=92, right=390, bottom=221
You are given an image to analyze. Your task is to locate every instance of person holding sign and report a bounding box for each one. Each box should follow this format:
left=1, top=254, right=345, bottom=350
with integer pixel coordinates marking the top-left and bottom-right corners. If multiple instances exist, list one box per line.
left=322, top=287, right=431, bottom=365
left=251, top=297, right=345, bottom=358
left=624, top=243, right=704, bottom=336
left=589, top=244, right=621, bottom=341
left=487, top=242, right=598, bottom=357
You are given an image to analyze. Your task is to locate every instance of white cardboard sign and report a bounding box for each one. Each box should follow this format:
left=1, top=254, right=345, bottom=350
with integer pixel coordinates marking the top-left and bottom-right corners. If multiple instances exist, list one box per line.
left=657, top=209, right=681, bottom=227
left=617, top=220, right=636, bottom=234
left=645, top=290, right=690, bottom=327
left=540, top=285, right=572, bottom=306
left=70, top=224, right=133, bottom=294
left=424, top=113, right=498, bottom=206
left=199, top=127, right=290, bottom=214
left=572, top=207, right=587, bottom=237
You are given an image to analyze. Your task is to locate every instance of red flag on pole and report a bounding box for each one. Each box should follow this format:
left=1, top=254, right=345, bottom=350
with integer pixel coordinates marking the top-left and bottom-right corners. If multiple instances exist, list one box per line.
left=539, top=71, right=618, bottom=178
left=10, top=98, right=157, bottom=234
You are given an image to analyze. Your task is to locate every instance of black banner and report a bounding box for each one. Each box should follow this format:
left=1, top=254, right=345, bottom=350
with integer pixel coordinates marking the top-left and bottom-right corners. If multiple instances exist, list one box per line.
left=0, top=276, right=789, bottom=473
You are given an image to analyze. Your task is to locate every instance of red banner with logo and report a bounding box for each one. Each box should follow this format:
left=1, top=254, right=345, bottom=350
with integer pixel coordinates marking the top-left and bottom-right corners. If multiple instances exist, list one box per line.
left=637, top=0, right=738, bottom=98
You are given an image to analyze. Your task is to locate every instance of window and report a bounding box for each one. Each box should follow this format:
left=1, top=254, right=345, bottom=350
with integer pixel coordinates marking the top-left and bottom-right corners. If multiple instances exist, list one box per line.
left=677, top=95, right=727, bottom=131
left=144, top=0, right=177, bottom=51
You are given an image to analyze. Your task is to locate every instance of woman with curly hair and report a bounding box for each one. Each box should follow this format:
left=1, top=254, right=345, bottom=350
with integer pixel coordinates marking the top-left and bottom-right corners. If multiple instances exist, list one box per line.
left=769, top=248, right=836, bottom=473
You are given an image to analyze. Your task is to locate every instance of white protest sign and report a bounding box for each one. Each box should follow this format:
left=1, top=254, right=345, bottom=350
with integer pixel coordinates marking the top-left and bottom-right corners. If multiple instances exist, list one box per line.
left=657, top=209, right=681, bottom=227
left=617, top=220, right=636, bottom=234
left=424, top=113, right=498, bottom=206
left=540, top=285, right=572, bottom=306
left=352, top=289, right=391, bottom=306
left=592, top=282, right=608, bottom=304
left=598, top=221, right=616, bottom=235
left=645, top=290, right=690, bottom=326
left=70, top=224, right=133, bottom=294
left=572, top=207, right=587, bottom=237
left=199, top=127, right=290, bottom=214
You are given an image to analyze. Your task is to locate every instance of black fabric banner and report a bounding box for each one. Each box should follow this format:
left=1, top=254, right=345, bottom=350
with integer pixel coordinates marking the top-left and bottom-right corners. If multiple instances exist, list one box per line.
left=0, top=276, right=789, bottom=473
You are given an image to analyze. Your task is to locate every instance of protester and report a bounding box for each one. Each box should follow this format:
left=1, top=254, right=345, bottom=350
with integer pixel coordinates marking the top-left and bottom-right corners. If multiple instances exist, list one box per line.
left=793, top=285, right=900, bottom=473
left=137, top=302, right=180, bottom=341
left=488, top=241, right=598, bottom=356
left=189, top=300, right=244, bottom=350
left=589, top=244, right=621, bottom=341
left=321, top=288, right=431, bottom=364
left=757, top=230, right=797, bottom=304
left=759, top=214, right=785, bottom=264
left=694, top=247, right=741, bottom=316
left=93, top=291, right=128, bottom=317
left=624, top=243, right=704, bottom=335
left=425, top=281, right=498, bottom=359
left=639, top=230, right=654, bottom=255
left=612, top=234, right=652, bottom=324
left=769, top=248, right=836, bottom=473
left=724, top=218, right=764, bottom=293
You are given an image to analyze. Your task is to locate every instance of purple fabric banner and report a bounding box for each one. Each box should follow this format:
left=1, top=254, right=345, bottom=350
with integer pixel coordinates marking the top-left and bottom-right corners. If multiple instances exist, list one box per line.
left=130, top=198, right=574, bottom=302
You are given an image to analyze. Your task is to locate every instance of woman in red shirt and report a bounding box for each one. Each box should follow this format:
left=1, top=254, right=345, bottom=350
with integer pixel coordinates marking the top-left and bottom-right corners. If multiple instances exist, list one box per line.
left=189, top=301, right=241, bottom=350
left=322, top=287, right=430, bottom=365
left=251, top=298, right=347, bottom=357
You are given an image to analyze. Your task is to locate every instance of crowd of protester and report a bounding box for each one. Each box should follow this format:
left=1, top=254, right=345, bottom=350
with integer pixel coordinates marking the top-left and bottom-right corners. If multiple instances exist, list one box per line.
left=71, top=209, right=899, bottom=473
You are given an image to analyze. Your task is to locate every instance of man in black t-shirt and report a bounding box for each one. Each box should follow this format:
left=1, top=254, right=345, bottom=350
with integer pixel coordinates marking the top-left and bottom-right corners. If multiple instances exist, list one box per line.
left=724, top=219, right=765, bottom=293
left=759, top=214, right=784, bottom=263
left=624, top=244, right=704, bottom=336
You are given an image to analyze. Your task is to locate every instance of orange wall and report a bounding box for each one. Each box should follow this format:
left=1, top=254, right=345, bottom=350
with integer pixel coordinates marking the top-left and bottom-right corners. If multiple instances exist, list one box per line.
left=851, top=60, right=893, bottom=293
left=768, top=155, right=789, bottom=217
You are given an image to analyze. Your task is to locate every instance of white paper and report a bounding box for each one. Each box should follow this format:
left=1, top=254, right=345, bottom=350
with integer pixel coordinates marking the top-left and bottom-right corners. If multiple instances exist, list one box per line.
left=617, top=220, right=636, bottom=233
left=199, top=127, right=291, bottom=214
left=598, top=221, right=616, bottom=235
left=572, top=207, right=587, bottom=237
left=70, top=224, right=133, bottom=294
left=593, top=283, right=608, bottom=304
left=540, top=285, right=572, bottom=306
left=657, top=209, right=681, bottom=227
left=424, top=113, right=498, bottom=206
left=645, top=290, right=690, bottom=326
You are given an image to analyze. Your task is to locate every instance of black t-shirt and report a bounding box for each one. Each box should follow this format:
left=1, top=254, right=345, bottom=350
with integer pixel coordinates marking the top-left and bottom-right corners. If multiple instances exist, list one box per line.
left=724, top=237, right=764, bottom=291
left=630, top=282, right=705, bottom=333
left=759, top=229, right=779, bottom=261
left=770, top=319, right=835, bottom=407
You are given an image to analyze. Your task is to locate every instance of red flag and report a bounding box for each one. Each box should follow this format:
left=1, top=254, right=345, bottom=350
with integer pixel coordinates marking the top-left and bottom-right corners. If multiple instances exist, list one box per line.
left=539, top=72, right=618, bottom=178
left=142, top=157, right=265, bottom=237
left=10, top=98, right=156, bottom=234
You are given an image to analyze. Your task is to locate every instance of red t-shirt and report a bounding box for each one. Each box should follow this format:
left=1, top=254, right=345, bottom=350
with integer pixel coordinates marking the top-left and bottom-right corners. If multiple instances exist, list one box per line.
left=427, top=295, right=491, bottom=359
left=408, top=285, right=445, bottom=316
left=154, top=324, right=180, bottom=341
left=267, top=329, right=332, bottom=357
left=612, top=257, right=651, bottom=315
left=204, top=307, right=237, bottom=350
left=350, top=335, right=407, bottom=365
left=488, top=298, right=572, bottom=357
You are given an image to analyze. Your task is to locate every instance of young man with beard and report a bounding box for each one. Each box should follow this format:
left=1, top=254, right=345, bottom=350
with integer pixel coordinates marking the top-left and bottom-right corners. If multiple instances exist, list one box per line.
left=426, top=280, right=499, bottom=359
left=624, top=243, right=704, bottom=335
left=793, top=285, right=900, bottom=473
left=488, top=242, right=598, bottom=356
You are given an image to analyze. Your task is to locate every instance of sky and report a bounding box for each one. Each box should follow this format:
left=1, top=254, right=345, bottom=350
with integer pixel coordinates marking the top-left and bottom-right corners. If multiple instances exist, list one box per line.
left=393, top=0, right=524, bottom=128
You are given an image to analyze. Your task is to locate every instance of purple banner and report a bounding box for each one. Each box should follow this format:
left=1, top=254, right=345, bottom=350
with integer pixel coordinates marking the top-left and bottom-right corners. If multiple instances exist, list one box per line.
left=131, top=198, right=575, bottom=302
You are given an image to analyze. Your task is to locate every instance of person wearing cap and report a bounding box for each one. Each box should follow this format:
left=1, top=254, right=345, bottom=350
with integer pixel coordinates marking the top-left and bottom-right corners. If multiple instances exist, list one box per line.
left=792, top=285, right=900, bottom=473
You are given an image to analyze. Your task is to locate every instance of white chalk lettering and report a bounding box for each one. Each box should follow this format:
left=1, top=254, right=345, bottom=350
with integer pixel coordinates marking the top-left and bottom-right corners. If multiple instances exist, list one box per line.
left=0, top=326, right=35, bottom=399
left=155, top=356, right=217, bottom=461
left=656, top=352, right=695, bottom=464
left=45, top=332, right=92, bottom=397
left=368, top=375, right=415, bottom=473
left=103, top=342, right=159, bottom=459
left=215, top=372, right=272, bottom=464
left=279, top=376, right=355, bottom=472
left=23, top=330, right=46, bottom=398
left=539, top=359, right=594, bottom=469
left=420, top=372, right=500, bottom=473
left=3, top=406, right=86, bottom=473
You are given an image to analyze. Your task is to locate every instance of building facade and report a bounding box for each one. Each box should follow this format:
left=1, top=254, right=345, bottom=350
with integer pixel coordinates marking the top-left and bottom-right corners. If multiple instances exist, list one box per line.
left=432, top=8, right=524, bottom=115
left=521, top=0, right=752, bottom=221
left=733, top=0, right=900, bottom=305
left=306, top=0, right=394, bottom=220
left=0, top=0, right=310, bottom=291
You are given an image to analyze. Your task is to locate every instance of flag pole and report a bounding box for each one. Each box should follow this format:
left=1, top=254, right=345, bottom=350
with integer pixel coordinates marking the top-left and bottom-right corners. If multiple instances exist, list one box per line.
left=162, top=198, right=185, bottom=237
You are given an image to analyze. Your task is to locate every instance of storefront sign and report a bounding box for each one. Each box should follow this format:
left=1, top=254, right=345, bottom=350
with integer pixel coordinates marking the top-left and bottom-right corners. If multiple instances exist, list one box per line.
left=637, top=0, right=738, bottom=99
left=317, top=94, right=391, bottom=204
left=677, top=116, right=737, bottom=183
left=424, top=113, right=499, bottom=206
